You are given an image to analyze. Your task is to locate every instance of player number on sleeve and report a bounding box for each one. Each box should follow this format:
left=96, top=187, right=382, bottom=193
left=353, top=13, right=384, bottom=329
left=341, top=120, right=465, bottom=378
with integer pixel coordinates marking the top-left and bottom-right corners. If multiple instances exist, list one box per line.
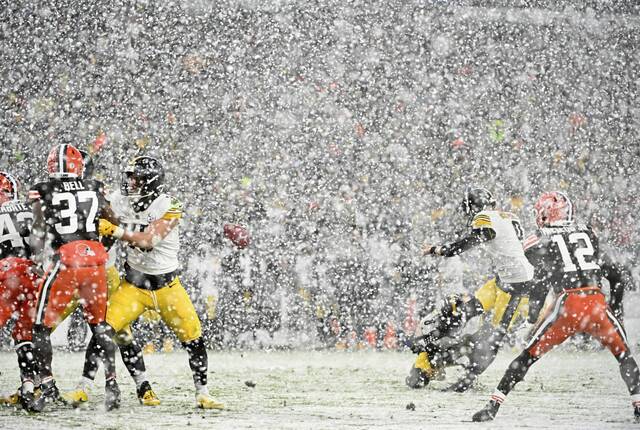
left=551, top=232, right=600, bottom=272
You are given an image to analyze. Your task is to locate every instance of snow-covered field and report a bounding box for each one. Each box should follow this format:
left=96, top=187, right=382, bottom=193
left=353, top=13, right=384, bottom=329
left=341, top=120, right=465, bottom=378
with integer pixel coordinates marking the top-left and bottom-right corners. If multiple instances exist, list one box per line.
left=1, top=346, right=638, bottom=429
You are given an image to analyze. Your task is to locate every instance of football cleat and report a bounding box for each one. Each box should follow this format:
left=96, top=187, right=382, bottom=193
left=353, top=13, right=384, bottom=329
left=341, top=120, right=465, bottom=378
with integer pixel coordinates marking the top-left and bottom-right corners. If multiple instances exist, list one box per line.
left=196, top=393, right=224, bottom=410
left=137, top=381, right=160, bottom=406
left=406, top=365, right=430, bottom=389
left=104, top=379, right=121, bottom=411
left=0, top=389, right=20, bottom=405
left=26, top=379, right=62, bottom=412
left=19, top=390, right=41, bottom=413
left=405, top=352, right=444, bottom=389
left=62, top=388, right=89, bottom=407
left=472, top=400, right=500, bottom=422
left=635, top=405, right=640, bottom=423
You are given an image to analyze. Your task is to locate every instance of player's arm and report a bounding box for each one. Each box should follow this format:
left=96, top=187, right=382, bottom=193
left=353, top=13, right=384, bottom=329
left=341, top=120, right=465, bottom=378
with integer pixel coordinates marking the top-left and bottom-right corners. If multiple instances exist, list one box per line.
left=100, top=217, right=178, bottom=250
left=423, top=227, right=496, bottom=257
left=599, top=251, right=635, bottom=318
left=28, top=199, right=46, bottom=264
left=100, top=197, right=182, bottom=250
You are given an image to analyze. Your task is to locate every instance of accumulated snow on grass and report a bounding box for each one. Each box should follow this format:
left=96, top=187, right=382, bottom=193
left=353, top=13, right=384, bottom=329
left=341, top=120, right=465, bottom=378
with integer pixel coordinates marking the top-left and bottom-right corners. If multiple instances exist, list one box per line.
left=0, top=346, right=637, bottom=429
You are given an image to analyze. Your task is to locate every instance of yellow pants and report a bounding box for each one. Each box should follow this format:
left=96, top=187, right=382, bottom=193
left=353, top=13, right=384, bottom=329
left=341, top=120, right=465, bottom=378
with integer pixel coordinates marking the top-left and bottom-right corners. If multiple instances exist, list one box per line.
left=106, top=277, right=201, bottom=343
left=474, top=278, right=528, bottom=330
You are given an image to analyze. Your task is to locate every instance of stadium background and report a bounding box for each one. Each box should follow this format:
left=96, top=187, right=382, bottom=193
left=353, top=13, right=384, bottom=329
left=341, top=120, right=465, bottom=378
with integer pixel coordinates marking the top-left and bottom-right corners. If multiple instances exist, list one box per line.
left=1, top=0, right=638, bottom=349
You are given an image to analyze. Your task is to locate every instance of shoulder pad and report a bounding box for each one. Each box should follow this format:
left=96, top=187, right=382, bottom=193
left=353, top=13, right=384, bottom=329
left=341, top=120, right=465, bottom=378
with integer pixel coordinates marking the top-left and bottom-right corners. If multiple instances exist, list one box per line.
left=471, top=211, right=493, bottom=229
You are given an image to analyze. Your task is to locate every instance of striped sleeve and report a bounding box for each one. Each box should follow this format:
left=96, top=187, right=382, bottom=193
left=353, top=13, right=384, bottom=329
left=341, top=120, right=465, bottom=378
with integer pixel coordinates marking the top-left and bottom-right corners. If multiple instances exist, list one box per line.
left=28, top=185, right=42, bottom=201
left=471, top=213, right=493, bottom=229
left=162, top=197, right=183, bottom=220
left=522, top=233, right=540, bottom=250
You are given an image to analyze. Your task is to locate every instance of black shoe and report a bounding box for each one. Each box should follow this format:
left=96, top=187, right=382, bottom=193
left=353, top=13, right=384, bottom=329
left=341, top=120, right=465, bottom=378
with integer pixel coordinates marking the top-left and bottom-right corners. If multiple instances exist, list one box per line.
left=105, top=379, right=121, bottom=411
left=405, top=365, right=430, bottom=389
left=27, top=379, right=62, bottom=412
left=472, top=400, right=500, bottom=422
left=19, top=390, right=42, bottom=413
left=634, top=405, right=640, bottom=423
left=443, top=373, right=476, bottom=393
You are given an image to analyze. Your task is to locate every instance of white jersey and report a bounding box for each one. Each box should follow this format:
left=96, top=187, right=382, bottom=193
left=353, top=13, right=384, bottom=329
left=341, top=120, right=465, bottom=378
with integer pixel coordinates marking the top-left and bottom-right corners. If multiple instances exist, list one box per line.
left=471, top=210, right=534, bottom=284
left=110, top=191, right=183, bottom=275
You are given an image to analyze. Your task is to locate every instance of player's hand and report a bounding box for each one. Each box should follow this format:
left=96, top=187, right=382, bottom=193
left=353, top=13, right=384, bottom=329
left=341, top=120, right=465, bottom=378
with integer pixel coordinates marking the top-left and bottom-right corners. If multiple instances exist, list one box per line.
left=99, top=218, right=118, bottom=237
left=422, top=242, right=436, bottom=256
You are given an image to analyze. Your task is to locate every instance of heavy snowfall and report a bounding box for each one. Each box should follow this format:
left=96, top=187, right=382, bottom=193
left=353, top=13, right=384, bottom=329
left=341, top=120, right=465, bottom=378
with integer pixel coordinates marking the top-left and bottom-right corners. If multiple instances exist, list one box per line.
left=1, top=0, right=639, bottom=429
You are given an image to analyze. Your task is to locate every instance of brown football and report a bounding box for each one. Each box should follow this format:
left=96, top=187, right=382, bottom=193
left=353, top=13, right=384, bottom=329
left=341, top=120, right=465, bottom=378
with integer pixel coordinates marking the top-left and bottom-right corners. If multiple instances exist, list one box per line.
left=223, top=223, right=250, bottom=248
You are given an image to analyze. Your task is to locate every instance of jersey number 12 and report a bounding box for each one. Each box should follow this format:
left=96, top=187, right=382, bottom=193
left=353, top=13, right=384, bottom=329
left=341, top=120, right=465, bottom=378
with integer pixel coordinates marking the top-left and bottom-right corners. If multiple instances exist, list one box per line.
left=551, top=232, right=600, bottom=273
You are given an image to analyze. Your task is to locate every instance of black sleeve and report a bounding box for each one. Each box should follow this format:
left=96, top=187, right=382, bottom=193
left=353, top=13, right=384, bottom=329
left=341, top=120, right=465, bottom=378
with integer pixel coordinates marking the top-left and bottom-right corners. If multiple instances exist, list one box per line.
left=600, top=251, right=634, bottom=319
left=439, top=228, right=496, bottom=257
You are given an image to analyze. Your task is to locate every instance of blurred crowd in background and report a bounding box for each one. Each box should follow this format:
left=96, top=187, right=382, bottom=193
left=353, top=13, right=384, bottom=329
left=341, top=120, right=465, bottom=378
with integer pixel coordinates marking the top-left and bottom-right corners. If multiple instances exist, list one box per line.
left=1, top=1, right=639, bottom=350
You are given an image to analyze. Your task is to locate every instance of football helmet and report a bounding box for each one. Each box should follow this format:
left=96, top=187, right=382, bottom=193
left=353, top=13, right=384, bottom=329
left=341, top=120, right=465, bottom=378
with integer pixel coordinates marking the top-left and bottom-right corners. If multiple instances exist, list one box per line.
left=534, top=191, right=574, bottom=228
left=461, top=187, right=496, bottom=218
left=0, top=171, right=19, bottom=205
left=121, top=156, right=165, bottom=210
left=79, top=149, right=95, bottom=179
left=47, top=144, right=84, bottom=178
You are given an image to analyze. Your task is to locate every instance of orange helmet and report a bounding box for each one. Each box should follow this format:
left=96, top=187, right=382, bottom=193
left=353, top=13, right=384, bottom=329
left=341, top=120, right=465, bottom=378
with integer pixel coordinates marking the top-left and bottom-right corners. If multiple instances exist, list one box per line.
left=0, top=171, right=19, bottom=205
left=47, top=144, right=84, bottom=178
left=534, top=191, right=574, bottom=228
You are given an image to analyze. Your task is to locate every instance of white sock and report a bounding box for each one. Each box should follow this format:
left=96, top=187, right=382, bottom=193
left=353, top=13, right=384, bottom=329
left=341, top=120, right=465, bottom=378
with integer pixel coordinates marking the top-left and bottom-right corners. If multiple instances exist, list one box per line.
left=21, top=380, right=35, bottom=394
left=195, top=384, right=209, bottom=396
left=77, top=376, right=93, bottom=391
left=490, top=390, right=506, bottom=404
left=132, top=372, right=147, bottom=390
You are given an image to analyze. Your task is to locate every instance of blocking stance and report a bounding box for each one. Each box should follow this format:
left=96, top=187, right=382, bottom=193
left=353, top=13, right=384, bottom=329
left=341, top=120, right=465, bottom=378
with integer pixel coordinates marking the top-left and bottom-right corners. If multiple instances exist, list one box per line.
left=473, top=192, right=640, bottom=422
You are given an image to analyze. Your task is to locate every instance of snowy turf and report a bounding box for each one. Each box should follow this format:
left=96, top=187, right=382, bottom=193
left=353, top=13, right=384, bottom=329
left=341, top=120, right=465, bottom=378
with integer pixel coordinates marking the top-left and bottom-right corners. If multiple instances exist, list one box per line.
left=0, top=346, right=638, bottom=429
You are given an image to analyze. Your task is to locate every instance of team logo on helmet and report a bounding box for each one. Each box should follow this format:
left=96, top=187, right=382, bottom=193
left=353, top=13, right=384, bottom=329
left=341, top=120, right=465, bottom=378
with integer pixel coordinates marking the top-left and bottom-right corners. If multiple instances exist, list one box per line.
left=461, top=187, right=496, bottom=218
left=534, top=191, right=574, bottom=228
left=0, top=171, right=19, bottom=205
left=47, top=144, right=84, bottom=178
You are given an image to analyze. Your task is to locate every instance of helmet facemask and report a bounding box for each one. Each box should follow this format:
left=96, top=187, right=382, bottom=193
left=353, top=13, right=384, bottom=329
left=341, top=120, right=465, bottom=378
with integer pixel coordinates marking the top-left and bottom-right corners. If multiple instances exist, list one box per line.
left=121, top=157, right=165, bottom=212
left=0, top=172, right=19, bottom=205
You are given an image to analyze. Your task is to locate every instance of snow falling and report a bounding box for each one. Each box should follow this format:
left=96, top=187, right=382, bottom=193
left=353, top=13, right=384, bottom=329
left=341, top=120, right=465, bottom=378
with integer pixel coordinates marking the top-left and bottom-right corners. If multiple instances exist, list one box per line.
left=1, top=1, right=639, bottom=428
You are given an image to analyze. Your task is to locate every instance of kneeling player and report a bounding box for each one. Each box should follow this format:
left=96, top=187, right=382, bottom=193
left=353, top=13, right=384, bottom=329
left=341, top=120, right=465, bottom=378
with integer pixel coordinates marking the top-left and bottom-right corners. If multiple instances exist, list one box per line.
left=473, top=192, right=640, bottom=423
left=0, top=172, right=39, bottom=410
left=409, top=188, right=534, bottom=391
left=100, top=156, right=223, bottom=409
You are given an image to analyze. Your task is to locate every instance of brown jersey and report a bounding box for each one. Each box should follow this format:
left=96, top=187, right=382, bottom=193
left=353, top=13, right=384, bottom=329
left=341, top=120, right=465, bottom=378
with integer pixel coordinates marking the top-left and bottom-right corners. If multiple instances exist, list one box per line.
left=29, top=177, right=109, bottom=251
left=0, top=201, right=32, bottom=260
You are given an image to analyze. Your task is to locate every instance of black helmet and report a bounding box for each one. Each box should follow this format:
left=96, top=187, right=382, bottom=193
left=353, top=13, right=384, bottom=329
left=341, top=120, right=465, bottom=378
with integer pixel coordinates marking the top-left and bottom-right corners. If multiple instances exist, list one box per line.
left=78, top=149, right=95, bottom=179
left=461, top=187, right=496, bottom=218
left=121, top=156, right=165, bottom=211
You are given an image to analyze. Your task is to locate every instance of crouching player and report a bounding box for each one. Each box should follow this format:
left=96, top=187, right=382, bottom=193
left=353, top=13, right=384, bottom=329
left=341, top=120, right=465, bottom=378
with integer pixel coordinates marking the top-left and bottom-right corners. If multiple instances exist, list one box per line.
left=99, top=156, right=223, bottom=409
left=0, top=172, right=39, bottom=410
left=473, top=192, right=640, bottom=423
left=28, top=144, right=120, bottom=412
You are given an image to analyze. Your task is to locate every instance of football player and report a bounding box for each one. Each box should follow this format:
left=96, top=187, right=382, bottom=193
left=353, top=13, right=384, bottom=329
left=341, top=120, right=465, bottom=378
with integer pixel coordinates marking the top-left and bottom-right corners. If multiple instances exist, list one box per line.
left=0, top=171, right=39, bottom=410
left=28, top=143, right=120, bottom=411
left=472, top=192, right=640, bottom=422
left=60, top=149, right=160, bottom=407
left=409, top=188, right=535, bottom=392
left=99, top=156, right=224, bottom=409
